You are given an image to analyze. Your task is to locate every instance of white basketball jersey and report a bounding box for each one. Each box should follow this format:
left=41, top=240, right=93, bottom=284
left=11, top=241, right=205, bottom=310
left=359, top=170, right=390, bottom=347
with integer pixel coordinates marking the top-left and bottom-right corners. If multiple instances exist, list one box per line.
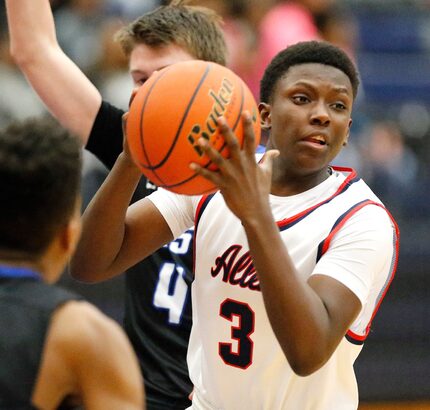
left=148, top=167, right=399, bottom=410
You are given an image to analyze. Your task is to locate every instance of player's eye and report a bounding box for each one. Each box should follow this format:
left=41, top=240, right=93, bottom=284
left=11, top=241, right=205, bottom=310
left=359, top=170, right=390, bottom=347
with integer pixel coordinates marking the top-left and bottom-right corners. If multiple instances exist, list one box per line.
left=292, top=95, right=310, bottom=104
left=332, top=102, right=347, bottom=111
left=135, top=78, right=147, bottom=86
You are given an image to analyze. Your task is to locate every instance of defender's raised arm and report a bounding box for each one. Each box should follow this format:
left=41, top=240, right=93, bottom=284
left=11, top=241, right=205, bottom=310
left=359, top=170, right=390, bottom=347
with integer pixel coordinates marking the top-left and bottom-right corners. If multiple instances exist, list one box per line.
left=6, top=0, right=101, bottom=142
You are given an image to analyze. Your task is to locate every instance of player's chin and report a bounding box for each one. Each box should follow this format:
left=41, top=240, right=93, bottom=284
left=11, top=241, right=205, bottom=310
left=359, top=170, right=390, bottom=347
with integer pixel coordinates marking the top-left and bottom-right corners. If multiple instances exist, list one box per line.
left=295, top=153, right=331, bottom=173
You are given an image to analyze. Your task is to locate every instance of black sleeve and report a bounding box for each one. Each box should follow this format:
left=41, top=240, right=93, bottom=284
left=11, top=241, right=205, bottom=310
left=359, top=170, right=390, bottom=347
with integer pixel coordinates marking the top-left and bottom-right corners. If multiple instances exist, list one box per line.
left=85, top=101, right=125, bottom=170
left=86, top=100, right=152, bottom=202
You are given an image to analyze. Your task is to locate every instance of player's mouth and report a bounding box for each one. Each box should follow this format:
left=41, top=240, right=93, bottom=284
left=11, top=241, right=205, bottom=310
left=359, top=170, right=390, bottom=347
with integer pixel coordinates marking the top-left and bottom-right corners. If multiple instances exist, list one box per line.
left=300, top=133, right=328, bottom=148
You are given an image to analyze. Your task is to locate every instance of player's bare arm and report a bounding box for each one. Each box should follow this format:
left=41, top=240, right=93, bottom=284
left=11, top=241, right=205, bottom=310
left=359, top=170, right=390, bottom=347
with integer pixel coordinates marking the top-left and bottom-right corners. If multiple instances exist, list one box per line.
left=32, top=301, right=144, bottom=409
left=70, top=150, right=174, bottom=283
left=5, top=0, right=101, bottom=143
left=192, top=115, right=362, bottom=376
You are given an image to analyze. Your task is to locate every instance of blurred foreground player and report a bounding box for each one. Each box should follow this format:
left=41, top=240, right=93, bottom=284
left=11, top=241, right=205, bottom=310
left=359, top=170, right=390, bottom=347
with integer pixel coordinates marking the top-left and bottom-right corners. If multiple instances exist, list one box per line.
left=0, top=117, right=144, bottom=409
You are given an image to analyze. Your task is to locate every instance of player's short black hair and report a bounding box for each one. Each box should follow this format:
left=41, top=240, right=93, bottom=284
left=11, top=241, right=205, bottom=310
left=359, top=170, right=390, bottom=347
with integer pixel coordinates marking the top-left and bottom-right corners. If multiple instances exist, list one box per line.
left=260, top=40, right=360, bottom=103
left=0, top=116, right=82, bottom=256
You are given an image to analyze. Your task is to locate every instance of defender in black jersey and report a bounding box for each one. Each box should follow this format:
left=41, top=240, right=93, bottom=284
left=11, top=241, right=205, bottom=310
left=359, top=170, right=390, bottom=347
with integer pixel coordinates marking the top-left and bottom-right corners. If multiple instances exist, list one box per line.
left=5, top=1, right=227, bottom=408
left=0, top=117, right=143, bottom=409
left=88, top=101, right=194, bottom=408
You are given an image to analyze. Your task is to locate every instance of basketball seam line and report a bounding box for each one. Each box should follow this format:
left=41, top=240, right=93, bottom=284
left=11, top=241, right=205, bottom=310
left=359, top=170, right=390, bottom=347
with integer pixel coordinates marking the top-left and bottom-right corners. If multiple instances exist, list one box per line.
left=142, top=63, right=212, bottom=173
left=158, top=82, right=245, bottom=191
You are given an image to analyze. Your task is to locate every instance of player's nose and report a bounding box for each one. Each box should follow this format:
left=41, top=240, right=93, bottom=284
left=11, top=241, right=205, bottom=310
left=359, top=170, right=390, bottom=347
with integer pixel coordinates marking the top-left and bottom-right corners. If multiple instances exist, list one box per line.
left=310, top=102, right=330, bottom=126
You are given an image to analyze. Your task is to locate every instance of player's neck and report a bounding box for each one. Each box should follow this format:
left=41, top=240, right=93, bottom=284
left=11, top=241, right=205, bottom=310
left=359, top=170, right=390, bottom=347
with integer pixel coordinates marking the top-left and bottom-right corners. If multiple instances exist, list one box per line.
left=0, top=251, right=46, bottom=281
left=270, top=167, right=332, bottom=197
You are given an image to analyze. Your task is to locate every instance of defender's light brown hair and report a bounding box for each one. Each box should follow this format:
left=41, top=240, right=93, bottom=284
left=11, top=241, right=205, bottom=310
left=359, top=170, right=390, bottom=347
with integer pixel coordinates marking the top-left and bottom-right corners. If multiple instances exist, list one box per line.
left=115, top=0, right=227, bottom=66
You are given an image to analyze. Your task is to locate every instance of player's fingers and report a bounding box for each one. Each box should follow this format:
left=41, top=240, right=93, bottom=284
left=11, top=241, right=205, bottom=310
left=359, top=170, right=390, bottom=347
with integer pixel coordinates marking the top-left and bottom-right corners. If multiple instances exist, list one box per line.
left=121, top=112, right=133, bottom=156
left=260, top=149, right=280, bottom=173
left=197, top=137, right=229, bottom=171
left=190, top=161, right=223, bottom=187
left=217, top=116, right=241, bottom=159
left=241, top=111, right=257, bottom=155
left=121, top=112, right=129, bottom=137
left=128, top=87, right=139, bottom=108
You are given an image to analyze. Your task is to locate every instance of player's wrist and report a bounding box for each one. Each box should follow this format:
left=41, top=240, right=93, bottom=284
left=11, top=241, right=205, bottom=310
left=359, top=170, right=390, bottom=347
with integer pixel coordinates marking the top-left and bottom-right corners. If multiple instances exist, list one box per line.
left=117, top=151, right=142, bottom=176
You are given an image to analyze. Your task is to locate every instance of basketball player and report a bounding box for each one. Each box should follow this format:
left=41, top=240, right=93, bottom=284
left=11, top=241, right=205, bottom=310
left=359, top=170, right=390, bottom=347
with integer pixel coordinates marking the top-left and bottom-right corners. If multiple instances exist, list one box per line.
left=0, top=117, right=144, bottom=409
left=5, top=1, right=226, bottom=408
left=71, top=41, right=399, bottom=409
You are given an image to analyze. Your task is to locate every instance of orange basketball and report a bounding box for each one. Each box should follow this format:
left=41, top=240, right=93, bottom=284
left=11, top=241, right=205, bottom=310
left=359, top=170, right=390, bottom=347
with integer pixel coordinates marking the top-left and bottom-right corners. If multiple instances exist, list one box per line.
left=126, top=60, right=261, bottom=195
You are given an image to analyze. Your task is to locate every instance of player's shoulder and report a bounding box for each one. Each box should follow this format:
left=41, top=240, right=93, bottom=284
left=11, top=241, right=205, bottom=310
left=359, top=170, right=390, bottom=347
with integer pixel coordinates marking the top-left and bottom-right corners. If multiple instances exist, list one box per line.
left=350, top=177, right=397, bottom=229
left=49, top=300, right=127, bottom=357
left=338, top=200, right=398, bottom=254
left=36, top=299, right=143, bottom=409
left=335, top=169, right=397, bottom=224
left=354, top=201, right=396, bottom=231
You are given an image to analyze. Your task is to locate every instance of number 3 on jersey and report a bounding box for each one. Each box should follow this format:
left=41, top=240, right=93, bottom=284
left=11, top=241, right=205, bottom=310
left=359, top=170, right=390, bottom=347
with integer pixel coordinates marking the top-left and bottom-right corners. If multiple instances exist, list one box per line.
left=219, top=299, right=255, bottom=369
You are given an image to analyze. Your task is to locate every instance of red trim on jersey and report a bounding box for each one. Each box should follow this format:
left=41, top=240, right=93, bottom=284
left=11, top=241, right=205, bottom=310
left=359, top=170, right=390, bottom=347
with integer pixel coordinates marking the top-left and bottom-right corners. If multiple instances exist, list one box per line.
left=318, top=200, right=400, bottom=343
left=331, top=165, right=356, bottom=173
left=195, top=195, right=210, bottom=230
left=277, top=167, right=358, bottom=229
left=193, top=194, right=215, bottom=276
left=346, top=329, right=367, bottom=342
left=320, top=200, right=377, bottom=256
left=360, top=205, right=399, bottom=340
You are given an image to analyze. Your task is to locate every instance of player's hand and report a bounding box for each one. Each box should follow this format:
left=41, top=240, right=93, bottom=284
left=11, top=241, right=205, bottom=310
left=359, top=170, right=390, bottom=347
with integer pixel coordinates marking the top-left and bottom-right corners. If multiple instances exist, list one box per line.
left=128, top=87, right=139, bottom=108
left=121, top=112, right=140, bottom=170
left=121, top=112, right=131, bottom=157
left=190, top=112, right=279, bottom=222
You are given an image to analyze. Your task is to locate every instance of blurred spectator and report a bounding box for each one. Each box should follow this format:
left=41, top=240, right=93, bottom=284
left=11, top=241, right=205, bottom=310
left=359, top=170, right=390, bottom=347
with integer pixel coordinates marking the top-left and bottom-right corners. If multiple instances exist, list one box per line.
left=53, top=0, right=107, bottom=74
left=359, top=120, right=420, bottom=215
left=105, top=0, right=159, bottom=19
left=0, top=30, right=46, bottom=127
left=331, top=138, right=364, bottom=175
left=49, top=0, right=71, bottom=12
left=252, top=0, right=359, bottom=99
left=189, top=0, right=262, bottom=97
left=251, top=0, right=322, bottom=97
left=314, top=2, right=358, bottom=60
left=331, top=113, right=371, bottom=175
left=0, top=3, right=5, bottom=24
left=93, top=18, right=133, bottom=110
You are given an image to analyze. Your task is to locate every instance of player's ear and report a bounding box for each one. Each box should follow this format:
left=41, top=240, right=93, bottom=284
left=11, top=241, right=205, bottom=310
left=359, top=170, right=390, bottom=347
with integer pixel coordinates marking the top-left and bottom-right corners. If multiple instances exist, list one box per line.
left=259, top=102, right=272, bottom=130
left=61, top=198, right=82, bottom=256
left=343, top=119, right=353, bottom=146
